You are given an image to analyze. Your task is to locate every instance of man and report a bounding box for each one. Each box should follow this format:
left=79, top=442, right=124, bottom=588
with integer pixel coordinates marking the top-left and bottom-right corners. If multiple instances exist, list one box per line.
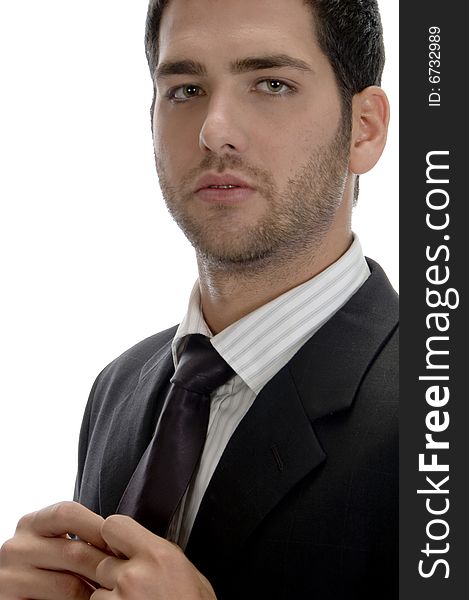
left=0, top=0, right=397, bottom=598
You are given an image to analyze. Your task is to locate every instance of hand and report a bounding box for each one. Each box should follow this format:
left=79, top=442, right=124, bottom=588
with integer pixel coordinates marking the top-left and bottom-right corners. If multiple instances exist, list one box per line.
left=92, top=514, right=216, bottom=599
left=0, top=501, right=110, bottom=600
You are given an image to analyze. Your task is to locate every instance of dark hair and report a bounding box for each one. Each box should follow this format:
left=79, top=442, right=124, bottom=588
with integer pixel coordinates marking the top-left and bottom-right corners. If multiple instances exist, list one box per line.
left=145, top=0, right=385, bottom=111
left=144, top=0, right=386, bottom=201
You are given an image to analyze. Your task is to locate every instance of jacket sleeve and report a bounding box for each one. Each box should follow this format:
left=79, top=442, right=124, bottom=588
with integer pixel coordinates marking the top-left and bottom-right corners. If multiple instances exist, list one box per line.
left=73, top=371, right=103, bottom=503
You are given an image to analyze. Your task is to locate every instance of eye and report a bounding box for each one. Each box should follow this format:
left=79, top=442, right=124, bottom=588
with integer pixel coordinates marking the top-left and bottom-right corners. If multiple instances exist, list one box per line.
left=167, top=84, right=204, bottom=102
left=256, top=79, right=295, bottom=96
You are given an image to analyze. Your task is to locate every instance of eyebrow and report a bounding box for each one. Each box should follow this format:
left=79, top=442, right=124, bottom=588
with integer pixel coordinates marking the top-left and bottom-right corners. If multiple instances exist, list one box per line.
left=154, top=54, right=314, bottom=80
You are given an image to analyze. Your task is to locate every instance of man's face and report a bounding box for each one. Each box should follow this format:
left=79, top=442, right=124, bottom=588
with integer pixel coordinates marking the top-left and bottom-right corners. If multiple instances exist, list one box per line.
left=152, top=0, right=351, bottom=268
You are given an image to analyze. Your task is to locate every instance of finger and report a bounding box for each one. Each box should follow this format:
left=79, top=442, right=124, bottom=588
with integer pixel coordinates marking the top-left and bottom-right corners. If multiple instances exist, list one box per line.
left=95, top=555, right=125, bottom=590
left=39, top=537, right=107, bottom=584
left=90, top=587, right=113, bottom=600
left=1, top=566, right=94, bottom=600
left=100, top=514, right=167, bottom=558
left=17, top=501, right=106, bottom=550
left=2, top=534, right=108, bottom=584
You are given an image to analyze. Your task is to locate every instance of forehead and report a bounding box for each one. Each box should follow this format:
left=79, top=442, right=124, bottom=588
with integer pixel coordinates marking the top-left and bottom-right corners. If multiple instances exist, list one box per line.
left=158, top=0, right=325, bottom=68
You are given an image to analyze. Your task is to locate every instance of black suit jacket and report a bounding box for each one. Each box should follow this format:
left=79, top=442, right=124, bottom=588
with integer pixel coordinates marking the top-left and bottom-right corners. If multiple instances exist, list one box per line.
left=74, top=258, right=398, bottom=599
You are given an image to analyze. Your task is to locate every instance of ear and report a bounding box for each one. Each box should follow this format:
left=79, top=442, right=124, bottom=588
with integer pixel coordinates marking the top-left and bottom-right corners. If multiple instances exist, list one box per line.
left=349, top=86, right=390, bottom=175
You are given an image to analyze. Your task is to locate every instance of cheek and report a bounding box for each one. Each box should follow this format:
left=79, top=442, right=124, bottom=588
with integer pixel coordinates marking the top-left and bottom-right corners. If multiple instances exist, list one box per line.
left=154, top=98, right=203, bottom=139
left=261, top=119, right=335, bottom=187
left=259, top=123, right=310, bottom=178
left=291, top=116, right=338, bottom=160
left=153, top=115, right=198, bottom=176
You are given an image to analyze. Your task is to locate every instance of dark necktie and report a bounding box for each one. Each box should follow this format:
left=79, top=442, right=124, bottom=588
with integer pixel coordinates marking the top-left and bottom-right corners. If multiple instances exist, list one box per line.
left=116, top=333, right=234, bottom=537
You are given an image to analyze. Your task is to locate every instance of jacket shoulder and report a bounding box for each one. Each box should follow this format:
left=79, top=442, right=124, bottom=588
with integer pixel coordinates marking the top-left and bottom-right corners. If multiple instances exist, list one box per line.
left=102, top=325, right=178, bottom=377
left=74, top=325, right=178, bottom=506
left=88, top=324, right=177, bottom=416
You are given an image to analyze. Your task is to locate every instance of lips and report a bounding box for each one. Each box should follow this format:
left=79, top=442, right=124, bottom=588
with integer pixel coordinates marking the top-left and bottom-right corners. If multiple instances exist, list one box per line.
left=194, top=173, right=254, bottom=192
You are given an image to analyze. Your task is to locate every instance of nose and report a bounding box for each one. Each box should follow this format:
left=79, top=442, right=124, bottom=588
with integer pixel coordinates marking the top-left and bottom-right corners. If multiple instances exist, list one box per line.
left=199, top=92, right=249, bottom=154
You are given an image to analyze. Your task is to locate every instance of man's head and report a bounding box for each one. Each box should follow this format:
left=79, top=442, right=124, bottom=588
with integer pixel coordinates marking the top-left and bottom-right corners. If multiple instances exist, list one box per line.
left=145, top=0, right=389, bottom=270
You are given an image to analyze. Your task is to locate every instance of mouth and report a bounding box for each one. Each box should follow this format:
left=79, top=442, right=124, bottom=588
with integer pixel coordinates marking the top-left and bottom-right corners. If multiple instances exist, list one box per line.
left=194, top=172, right=255, bottom=193
left=195, top=186, right=256, bottom=204
left=204, top=184, right=242, bottom=190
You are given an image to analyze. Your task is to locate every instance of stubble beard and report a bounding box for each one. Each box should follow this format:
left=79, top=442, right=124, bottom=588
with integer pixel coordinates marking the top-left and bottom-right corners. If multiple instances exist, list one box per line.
left=154, top=120, right=351, bottom=274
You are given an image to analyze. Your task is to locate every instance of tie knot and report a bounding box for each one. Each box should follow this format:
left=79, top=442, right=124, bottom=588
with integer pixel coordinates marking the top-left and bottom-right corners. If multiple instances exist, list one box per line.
left=171, top=334, right=234, bottom=396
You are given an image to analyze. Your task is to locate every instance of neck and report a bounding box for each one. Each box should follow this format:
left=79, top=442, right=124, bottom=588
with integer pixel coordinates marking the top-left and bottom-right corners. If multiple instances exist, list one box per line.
left=197, top=225, right=353, bottom=335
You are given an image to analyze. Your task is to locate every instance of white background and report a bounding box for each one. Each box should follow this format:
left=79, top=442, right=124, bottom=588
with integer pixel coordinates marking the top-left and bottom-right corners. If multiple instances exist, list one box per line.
left=0, top=1, right=398, bottom=542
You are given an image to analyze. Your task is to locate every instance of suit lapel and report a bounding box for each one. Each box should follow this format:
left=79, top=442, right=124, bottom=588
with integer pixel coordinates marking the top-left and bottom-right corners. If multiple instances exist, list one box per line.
left=99, top=339, right=175, bottom=517
left=186, top=365, right=325, bottom=570
left=186, top=259, right=398, bottom=568
left=290, top=258, right=398, bottom=422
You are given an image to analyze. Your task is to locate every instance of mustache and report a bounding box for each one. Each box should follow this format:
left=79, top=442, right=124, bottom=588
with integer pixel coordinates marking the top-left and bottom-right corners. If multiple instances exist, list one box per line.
left=180, top=153, right=270, bottom=190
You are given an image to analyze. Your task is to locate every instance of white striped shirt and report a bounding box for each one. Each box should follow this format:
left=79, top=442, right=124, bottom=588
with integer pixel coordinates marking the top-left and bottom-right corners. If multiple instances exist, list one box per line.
left=167, top=235, right=370, bottom=549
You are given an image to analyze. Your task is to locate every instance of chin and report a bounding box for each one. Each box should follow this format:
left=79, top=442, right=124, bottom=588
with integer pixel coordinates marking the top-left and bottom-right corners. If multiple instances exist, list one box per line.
left=192, top=239, right=277, bottom=268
